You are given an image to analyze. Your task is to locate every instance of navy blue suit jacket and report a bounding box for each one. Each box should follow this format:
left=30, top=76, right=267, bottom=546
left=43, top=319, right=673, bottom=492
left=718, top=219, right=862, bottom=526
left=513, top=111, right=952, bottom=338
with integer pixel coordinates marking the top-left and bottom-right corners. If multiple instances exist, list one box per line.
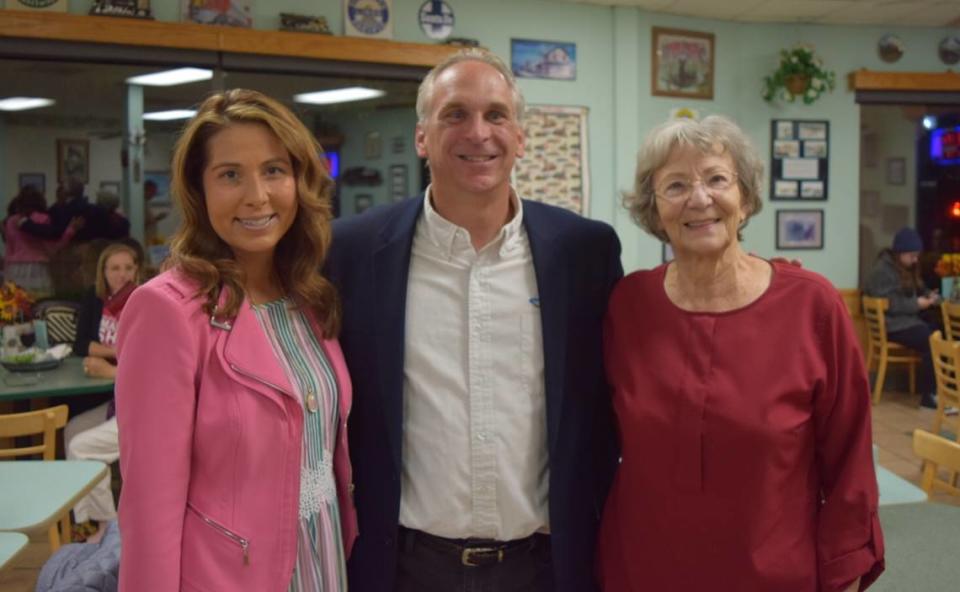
left=326, top=196, right=623, bottom=592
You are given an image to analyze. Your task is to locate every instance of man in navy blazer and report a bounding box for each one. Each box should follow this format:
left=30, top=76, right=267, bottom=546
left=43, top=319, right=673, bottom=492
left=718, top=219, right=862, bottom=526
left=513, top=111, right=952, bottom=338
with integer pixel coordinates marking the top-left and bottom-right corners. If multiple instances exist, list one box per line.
left=326, top=48, right=622, bottom=592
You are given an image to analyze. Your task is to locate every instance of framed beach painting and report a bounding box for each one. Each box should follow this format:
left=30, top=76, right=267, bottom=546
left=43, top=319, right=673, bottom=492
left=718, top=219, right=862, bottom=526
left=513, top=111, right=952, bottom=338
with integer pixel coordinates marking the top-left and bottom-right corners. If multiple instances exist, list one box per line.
left=651, top=27, right=714, bottom=100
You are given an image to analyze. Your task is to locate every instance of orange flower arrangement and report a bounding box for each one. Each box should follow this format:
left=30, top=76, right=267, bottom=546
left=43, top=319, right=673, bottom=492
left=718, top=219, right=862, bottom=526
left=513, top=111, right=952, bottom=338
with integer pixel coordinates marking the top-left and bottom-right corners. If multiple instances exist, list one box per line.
left=935, top=253, right=960, bottom=278
left=0, top=281, right=33, bottom=323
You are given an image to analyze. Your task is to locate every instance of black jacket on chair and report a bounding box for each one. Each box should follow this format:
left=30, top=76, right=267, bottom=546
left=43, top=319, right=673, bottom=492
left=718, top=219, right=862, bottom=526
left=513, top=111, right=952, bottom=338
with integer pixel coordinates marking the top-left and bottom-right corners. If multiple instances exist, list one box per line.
left=74, top=287, right=104, bottom=357
left=325, top=195, right=623, bottom=592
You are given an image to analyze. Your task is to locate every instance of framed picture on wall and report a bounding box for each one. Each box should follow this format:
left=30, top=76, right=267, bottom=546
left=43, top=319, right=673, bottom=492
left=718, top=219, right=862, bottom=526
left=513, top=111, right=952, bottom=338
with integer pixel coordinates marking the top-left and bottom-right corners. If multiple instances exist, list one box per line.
left=770, top=119, right=829, bottom=201
left=389, top=164, right=408, bottom=202
left=510, top=39, right=577, bottom=81
left=181, top=0, right=252, bottom=28
left=651, top=27, right=714, bottom=100
left=355, top=194, right=373, bottom=214
left=56, top=138, right=89, bottom=184
left=18, top=173, right=45, bottom=194
left=144, top=170, right=172, bottom=205
left=776, top=209, right=824, bottom=250
left=886, top=157, right=906, bottom=185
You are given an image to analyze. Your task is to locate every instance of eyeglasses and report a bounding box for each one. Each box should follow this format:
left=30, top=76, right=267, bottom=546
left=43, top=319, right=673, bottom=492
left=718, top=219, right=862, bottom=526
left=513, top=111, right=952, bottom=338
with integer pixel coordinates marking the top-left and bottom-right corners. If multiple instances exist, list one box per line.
left=655, top=169, right=738, bottom=201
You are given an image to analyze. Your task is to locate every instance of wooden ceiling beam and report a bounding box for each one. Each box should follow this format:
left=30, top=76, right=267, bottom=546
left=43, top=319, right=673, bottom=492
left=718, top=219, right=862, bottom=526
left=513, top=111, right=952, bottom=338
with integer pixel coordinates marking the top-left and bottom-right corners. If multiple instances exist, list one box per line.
left=848, top=69, right=960, bottom=92
left=0, top=9, right=457, bottom=68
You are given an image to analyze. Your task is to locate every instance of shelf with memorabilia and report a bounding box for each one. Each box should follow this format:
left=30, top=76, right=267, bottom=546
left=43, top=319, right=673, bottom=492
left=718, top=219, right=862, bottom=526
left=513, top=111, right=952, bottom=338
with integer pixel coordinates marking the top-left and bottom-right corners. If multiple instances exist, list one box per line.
left=0, top=9, right=457, bottom=68
left=848, top=69, right=960, bottom=92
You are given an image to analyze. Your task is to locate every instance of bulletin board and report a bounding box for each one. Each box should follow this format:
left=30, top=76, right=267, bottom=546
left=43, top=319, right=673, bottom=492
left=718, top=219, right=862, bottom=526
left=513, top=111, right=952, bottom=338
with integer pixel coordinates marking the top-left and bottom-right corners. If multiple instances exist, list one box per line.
left=769, top=119, right=829, bottom=201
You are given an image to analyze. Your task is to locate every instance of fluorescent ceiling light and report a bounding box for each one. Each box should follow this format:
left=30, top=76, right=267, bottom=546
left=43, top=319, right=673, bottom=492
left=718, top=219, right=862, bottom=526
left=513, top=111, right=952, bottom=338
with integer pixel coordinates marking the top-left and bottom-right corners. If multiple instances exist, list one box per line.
left=143, top=109, right=197, bottom=121
left=0, top=97, right=55, bottom=112
left=127, top=67, right=213, bottom=87
left=294, top=87, right=385, bottom=105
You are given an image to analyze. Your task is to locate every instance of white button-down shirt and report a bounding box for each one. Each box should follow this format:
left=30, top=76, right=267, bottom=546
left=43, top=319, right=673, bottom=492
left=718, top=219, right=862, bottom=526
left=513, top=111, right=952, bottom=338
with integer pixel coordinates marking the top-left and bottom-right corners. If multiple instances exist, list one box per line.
left=399, top=189, right=548, bottom=541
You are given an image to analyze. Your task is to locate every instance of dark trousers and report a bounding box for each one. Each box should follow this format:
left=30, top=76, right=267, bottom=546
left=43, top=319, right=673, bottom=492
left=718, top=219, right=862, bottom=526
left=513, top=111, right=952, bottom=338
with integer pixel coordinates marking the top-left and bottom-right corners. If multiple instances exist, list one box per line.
left=888, top=322, right=936, bottom=394
left=395, top=528, right=555, bottom=592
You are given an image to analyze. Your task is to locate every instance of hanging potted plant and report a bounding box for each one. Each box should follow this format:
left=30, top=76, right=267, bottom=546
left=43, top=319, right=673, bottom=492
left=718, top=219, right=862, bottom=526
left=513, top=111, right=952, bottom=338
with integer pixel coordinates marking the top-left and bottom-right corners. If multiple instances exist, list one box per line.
left=762, top=44, right=836, bottom=105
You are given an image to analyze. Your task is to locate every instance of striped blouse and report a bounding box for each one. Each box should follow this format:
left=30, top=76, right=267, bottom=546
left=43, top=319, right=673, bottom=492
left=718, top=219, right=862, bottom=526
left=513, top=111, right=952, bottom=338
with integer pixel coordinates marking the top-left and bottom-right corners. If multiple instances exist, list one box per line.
left=253, top=300, right=347, bottom=592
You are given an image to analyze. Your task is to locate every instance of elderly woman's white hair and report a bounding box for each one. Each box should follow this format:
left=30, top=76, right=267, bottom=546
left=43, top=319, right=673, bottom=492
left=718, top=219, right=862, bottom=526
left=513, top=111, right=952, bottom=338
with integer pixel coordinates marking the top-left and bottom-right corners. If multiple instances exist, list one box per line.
left=624, top=115, right=764, bottom=243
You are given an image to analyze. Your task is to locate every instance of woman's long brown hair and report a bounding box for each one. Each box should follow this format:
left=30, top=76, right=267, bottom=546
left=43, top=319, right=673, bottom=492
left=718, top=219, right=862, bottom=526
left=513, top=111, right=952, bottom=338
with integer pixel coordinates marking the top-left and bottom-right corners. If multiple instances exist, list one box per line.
left=166, top=89, right=340, bottom=337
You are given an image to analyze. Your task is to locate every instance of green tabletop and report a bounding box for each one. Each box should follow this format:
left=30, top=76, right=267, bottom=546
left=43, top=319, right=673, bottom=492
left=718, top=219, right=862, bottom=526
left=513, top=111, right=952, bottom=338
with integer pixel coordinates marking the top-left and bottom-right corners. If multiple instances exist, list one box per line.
left=0, top=357, right=113, bottom=402
left=876, top=466, right=928, bottom=506
left=0, top=531, right=28, bottom=574
left=874, top=502, right=960, bottom=590
left=0, top=460, right=108, bottom=532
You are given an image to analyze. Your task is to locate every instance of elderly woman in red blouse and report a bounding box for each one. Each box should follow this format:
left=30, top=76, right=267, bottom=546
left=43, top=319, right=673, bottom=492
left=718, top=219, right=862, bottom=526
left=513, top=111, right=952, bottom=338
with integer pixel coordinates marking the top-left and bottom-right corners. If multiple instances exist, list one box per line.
left=597, top=115, right=884, bottom=592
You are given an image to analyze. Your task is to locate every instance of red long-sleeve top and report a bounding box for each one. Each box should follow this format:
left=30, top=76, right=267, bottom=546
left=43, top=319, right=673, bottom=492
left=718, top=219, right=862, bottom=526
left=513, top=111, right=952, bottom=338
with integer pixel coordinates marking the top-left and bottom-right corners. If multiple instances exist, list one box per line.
left=598, top=262, right=884, bottom=592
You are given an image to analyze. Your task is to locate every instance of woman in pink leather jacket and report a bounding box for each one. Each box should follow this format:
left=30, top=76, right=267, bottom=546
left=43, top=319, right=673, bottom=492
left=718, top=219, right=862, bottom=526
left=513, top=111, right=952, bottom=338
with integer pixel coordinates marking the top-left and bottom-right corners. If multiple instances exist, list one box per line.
left=115, top=89, right=357, bottom=592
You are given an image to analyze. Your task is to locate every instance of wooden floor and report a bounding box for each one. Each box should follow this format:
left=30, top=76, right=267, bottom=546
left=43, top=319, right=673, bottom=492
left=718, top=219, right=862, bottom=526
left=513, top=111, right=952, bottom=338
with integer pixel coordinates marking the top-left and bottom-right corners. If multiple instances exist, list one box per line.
left=0, top=388, right=955, bottom=591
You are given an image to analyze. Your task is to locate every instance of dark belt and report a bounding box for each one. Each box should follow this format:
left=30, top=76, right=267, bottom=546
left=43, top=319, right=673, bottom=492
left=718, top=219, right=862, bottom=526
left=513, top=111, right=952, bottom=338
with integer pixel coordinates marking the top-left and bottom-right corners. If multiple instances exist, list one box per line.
left=398, top=526, right=547, bottom=567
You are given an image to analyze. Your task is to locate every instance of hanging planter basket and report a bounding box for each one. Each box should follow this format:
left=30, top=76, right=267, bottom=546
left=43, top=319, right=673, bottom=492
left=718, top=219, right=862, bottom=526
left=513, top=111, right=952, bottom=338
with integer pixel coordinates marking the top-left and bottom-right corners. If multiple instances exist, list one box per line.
left=785, top=74, right=810, bottom=95
left=762, top=45, right=835, bottom=105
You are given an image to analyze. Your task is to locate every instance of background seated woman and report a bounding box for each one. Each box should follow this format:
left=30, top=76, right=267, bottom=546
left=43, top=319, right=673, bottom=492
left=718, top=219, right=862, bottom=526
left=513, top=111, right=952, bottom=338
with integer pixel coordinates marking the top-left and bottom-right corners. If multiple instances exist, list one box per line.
left=65, top=241, right=141, bottom=544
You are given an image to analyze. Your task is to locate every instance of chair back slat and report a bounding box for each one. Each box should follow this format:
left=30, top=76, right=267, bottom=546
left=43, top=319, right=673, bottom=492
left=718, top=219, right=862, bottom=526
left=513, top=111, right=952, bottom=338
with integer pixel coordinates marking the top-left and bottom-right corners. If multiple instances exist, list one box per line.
left=930, top=332, right=960, bottom=405
left=862, top=296, right=889, bottom=347
left=0, top=405, right=68, bottom=460
left=941, top=301, right=960, bottom=342
left=913, top=429, right=960, bottom=497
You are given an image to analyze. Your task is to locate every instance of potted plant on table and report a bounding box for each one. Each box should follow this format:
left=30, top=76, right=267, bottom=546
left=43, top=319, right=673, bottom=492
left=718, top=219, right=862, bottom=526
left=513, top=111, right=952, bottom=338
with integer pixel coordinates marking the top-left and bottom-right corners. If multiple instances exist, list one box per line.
left=762, top=44, right=836, bottom=105
left=935, top=253, right=960, bottom=301
left=0, top=282, right=35, bottom=358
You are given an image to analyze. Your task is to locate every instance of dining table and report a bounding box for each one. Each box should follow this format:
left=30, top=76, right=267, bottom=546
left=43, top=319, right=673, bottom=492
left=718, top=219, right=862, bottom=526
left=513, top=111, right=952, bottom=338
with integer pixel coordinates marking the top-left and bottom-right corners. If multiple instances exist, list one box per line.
left=0, top=460, right=108, bottom=542
left=874, top=502, right=960, bottom=590
left=0, top=531, right=29, bottom=576
left=0, top=357, right=113, bottom=403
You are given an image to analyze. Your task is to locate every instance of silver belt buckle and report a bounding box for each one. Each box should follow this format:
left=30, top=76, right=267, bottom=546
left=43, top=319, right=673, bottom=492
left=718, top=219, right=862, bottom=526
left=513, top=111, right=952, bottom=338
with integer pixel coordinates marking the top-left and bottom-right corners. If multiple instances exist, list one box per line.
left=460, top=547, right=503, bottom=567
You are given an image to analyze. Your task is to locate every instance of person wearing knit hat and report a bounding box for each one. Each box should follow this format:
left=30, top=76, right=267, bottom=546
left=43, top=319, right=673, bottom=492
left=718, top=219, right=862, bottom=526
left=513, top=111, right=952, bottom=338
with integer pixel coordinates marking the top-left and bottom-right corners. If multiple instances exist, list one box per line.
left=892, top=227, right=923, bottom=254
left=865, top=227, right=944, bottom=409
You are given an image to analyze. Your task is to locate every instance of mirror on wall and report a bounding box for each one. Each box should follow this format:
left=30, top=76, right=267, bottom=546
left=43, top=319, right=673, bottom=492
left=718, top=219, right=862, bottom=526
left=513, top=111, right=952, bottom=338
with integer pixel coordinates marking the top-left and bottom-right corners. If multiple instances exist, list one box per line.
left=859, top=104, right=960, bottom=288
left=0, top=57, right=423, bottom=246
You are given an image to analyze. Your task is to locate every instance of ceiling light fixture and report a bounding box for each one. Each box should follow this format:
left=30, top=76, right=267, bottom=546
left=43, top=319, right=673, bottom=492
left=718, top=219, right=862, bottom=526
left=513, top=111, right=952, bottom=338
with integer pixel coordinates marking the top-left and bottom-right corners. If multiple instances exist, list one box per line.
left=0, top=97, right=55, bottom=112
left=127, top=67, right=213, bottom=87
left=143, top=109, right=197, bottom=121
left=294, top=87, right=386, bottom=105
left=923, top=115, right=937, bottom=130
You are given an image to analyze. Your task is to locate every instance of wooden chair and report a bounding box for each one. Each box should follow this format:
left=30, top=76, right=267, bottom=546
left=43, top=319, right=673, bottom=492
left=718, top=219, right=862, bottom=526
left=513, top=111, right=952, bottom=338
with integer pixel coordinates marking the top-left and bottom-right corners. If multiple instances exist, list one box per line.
left=941, top=300, right=960, bottom=341
left=929, top=331, right=960, bottom=439
left=838, top=288, right=868, bottom=355
left=862, top=296, right=919, bottom=404
left=913, top=428, right=960, bottom=497
left=0, top=405, right=71, bottom=551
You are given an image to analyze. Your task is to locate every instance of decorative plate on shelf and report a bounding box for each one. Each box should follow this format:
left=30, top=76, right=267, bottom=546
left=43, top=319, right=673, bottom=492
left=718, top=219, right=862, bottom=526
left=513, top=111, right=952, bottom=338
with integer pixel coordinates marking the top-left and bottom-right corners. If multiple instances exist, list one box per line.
left=939, top=36, right=960, bottom=65
left=877, top=34, right=904, bottom=63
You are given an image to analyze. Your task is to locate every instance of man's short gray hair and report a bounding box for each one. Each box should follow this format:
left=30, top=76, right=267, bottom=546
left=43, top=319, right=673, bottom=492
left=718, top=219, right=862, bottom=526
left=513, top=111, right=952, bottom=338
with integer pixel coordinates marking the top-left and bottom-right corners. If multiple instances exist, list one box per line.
left=623, top=115, right=765, bottom=243
left=416, top=48, right=526, bottom=124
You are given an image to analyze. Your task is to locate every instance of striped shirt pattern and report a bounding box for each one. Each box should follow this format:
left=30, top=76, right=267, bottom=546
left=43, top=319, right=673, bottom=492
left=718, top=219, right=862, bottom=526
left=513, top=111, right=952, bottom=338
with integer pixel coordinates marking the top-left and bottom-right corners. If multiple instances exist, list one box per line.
left=253, top=300, right=347, bottom=592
